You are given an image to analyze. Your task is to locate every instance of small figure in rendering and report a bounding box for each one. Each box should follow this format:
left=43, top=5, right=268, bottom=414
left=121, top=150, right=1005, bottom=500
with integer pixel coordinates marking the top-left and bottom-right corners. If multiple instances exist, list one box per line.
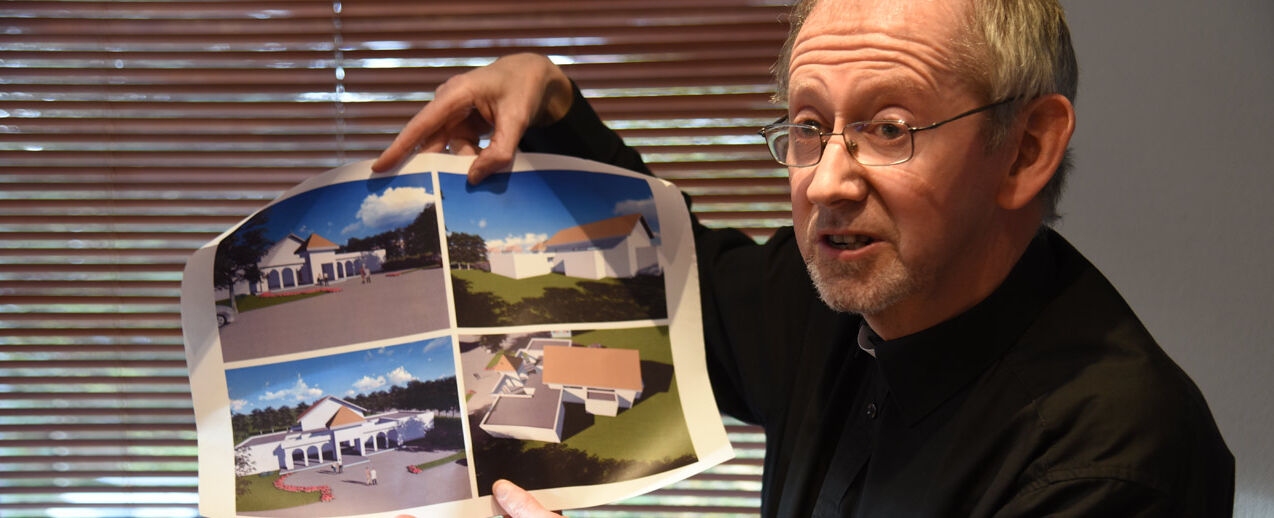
left=364, top=466, right=371, bottom=486
left=370, top=467, right=379, bottom=485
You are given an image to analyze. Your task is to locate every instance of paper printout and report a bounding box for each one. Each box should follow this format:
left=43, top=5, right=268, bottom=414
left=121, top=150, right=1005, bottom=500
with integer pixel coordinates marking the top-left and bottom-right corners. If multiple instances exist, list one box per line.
left=180, top=153, right=734, bottom=517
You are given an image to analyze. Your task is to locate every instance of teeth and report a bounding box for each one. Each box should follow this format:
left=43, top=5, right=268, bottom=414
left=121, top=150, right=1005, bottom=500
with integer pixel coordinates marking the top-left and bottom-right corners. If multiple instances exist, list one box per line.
left=827, top=234, right=873, bottom=250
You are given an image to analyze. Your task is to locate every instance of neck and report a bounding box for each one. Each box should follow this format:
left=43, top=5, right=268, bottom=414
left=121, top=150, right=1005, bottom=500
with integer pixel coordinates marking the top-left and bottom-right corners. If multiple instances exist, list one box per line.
left=864, top=214, right=1043, bottom=340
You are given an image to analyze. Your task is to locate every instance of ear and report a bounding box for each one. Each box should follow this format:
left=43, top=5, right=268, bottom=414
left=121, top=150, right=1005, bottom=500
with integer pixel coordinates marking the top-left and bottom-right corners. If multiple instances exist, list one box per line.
left=997, top=94, right=1075, bottom=210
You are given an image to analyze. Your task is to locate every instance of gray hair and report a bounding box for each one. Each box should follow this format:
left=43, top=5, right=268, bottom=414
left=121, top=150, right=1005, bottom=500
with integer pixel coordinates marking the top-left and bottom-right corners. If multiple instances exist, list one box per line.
left=772, top=0, right=1079, bottom=225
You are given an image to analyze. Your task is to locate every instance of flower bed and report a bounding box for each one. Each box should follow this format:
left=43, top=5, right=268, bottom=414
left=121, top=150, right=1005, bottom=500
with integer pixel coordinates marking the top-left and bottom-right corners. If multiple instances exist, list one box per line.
left=274, top=473, right=333, bottom=503
left=406, top=465, right=422, bottom=474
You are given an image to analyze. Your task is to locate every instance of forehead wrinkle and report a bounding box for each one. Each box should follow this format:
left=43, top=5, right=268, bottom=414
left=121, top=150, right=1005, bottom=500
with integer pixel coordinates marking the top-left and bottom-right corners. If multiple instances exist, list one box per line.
left=788, top=0, right=967, bottom=99
left=789, top=37, right=949, bottom=106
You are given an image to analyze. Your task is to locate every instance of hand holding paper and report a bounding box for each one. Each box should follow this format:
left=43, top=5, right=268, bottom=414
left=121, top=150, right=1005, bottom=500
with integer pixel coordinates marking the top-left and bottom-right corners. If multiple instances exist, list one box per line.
left=372, top=53, right=573, bottom=184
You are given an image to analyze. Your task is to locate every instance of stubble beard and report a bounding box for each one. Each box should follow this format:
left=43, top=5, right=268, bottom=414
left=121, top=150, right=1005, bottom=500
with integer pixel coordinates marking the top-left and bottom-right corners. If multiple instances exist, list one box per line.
left=804, top=248, right=919, bottom=316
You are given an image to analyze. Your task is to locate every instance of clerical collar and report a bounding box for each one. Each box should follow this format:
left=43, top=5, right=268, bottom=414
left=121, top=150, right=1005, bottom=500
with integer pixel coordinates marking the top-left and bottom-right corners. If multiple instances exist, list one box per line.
left=856, top=324, right=879, bottom=357
left=857, top=228, right=1065, bottom=425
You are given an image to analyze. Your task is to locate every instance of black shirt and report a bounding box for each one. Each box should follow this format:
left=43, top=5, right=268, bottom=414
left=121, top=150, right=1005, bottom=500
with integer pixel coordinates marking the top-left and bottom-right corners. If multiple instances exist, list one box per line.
left=520, top=84, right=1234, bottom=517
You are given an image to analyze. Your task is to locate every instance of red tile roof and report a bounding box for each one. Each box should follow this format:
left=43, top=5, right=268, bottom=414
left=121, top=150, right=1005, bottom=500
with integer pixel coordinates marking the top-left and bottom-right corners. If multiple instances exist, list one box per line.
left=542, top=214, right=648, bottom=248
left=300, top=233, right=339, bottom=252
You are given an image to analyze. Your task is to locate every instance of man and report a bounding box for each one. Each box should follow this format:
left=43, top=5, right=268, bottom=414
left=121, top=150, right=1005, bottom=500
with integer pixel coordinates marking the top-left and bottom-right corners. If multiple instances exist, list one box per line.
left=374, top=0, right=1233, bottom=516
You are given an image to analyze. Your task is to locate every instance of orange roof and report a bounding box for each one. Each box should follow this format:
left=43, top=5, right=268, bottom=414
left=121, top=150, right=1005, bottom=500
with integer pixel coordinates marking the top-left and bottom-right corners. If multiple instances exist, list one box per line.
left=492, top=354, right=522, bottom=373
left=295, top=395, right=366, bottom=422
left=326, top=405, right=365, bottom=427
left=301, top=233, right=339, bottom=251
left=541, top=345, right=642, bottom=391
left=542, top=214, right=648, bottom=248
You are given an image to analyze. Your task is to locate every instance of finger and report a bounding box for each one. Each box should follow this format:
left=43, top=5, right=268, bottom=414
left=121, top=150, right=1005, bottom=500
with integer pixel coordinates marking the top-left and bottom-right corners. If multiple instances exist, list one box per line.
left=419, top=131, right=448, bottom=154
left=492, top=479, right=560, bottom=518
left=467, top=111, right=525, bottom=184
left=373, top=92, right=472, bottom=172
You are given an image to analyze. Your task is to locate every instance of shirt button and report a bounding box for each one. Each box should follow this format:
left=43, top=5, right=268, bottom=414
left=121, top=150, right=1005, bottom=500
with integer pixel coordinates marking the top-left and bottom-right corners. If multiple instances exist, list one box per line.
left=866, top=402, right=878, bottom=419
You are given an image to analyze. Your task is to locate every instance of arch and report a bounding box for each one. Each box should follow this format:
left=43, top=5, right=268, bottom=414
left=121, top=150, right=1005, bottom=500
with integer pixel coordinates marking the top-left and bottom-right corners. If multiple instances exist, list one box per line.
left=336, top=262, right=344, bottom=278
left=291, top=447, right=307, bottom=467
left=267, top=270, right=281, bottom=290
left=344, top=260, right=354, bottom=276
left=282, top=268, right=296, bottom=288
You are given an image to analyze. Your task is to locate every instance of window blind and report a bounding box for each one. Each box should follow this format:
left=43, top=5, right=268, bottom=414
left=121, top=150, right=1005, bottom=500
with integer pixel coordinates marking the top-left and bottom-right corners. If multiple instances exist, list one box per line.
left=0, top=1, right=789, bottom=515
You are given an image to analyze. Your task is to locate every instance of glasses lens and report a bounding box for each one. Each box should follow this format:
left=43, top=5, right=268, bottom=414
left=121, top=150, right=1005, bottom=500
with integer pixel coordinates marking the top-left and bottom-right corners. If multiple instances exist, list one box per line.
left=786, top=126, right=824, bottom=166
left=764, top=127, right=791, bottom=165
left=850, top=121, right=911, bottom=166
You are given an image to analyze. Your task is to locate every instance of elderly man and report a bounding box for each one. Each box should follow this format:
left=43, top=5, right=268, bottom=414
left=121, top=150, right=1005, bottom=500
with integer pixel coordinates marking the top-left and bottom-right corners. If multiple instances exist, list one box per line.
left=375, top=0, right=1233, bottom=516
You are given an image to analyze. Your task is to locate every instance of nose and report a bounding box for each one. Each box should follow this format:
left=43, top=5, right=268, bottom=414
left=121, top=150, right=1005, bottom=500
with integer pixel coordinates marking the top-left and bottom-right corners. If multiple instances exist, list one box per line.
left=801, top=134, right=869, bottom=207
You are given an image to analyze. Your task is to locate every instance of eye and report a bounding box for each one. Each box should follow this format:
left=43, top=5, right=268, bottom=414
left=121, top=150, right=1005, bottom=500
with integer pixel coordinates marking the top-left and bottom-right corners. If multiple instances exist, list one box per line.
left=791, top=116, right=826, bottom=131
left=863, top=121, right=907, bottom=141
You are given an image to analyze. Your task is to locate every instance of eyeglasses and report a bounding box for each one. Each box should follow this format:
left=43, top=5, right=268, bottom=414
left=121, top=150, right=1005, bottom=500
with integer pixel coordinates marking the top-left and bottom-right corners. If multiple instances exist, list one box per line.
left=758, top=98, right=1020, bottom=167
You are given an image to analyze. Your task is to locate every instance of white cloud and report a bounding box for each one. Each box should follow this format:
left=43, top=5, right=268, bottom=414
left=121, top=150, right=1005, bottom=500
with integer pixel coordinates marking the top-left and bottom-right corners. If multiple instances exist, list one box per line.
left=345, top=389, right=356, bottom=397
left=423, top=339, right=447, bottom=353
left=355, top=187, right=437, bottom=230
left=387, top=366, right=416, bottom=385
left=259, top=376, right=323, bottom=403
left=614, top=198, right=658, bottom=225
left=353, top=375, right=386, bottom=393
left=340, top=222, right=362, bottom=235
left=486, top=232, right=548, bottom=250
left=231, top=399, right=249, bottom=412
left=478, top=218, right=487, bottom=229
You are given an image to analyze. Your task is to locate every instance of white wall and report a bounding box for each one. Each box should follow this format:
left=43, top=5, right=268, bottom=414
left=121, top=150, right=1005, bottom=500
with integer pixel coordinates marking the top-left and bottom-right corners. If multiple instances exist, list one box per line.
left=1059, top=2, right=1274, bottom=515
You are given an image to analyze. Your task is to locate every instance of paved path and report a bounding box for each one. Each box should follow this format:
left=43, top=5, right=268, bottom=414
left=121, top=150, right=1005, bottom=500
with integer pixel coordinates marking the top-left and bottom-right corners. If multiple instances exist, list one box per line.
left=460, top=345, right=502, bottom=412
left=248, top=448, right=470, bottom=517
left=219, top=269, right=450, bottom=362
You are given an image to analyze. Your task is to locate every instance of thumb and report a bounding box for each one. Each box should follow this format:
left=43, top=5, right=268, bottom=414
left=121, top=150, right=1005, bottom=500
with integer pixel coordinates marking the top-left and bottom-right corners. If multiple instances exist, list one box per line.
left=493, top=479, right=560, bottom=518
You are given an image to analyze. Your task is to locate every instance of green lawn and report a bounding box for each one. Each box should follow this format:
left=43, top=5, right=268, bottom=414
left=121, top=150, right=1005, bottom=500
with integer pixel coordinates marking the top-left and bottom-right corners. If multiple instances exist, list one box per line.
left=415, top=451, right=466, bottom=471
left=570, top=326, right=673, bottom=364
left=551, top=384, right=694, bottom=463
left=235, top=473, right=320, bottom=512
left=451, top=269, right=626, bottom=305
left=217, top=292, right=331, bottom=313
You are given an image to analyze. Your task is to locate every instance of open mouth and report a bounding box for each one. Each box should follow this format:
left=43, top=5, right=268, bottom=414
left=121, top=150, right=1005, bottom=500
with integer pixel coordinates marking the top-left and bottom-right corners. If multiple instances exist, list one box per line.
left=824, top=234, right=876, bottom=251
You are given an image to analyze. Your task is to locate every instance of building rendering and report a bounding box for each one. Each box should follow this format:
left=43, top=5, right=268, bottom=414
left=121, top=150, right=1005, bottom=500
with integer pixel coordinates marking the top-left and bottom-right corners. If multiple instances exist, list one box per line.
left=234, top=396, right=434, bottom=475
left=487, top=214, right=659, bottom=280
left=229, top=233, right=386, bottom=296
left=478, top=338, right=643, bottom=442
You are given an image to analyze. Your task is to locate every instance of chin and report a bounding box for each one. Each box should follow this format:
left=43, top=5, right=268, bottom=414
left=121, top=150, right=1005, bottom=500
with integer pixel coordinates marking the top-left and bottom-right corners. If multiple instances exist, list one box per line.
left=805, top=253, right=916, bottom=316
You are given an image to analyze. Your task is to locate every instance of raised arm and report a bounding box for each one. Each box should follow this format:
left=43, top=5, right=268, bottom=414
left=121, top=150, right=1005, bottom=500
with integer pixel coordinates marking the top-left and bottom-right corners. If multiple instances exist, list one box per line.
left=372, top=53, right=574, bottom=184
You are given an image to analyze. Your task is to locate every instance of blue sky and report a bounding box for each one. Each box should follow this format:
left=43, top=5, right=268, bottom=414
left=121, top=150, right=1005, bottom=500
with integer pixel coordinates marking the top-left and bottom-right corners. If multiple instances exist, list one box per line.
left=438, top=170, right=659, bottom=250
left=224, top=336, right=454, bottom=415
left=247, top=173, right=436, bottom=246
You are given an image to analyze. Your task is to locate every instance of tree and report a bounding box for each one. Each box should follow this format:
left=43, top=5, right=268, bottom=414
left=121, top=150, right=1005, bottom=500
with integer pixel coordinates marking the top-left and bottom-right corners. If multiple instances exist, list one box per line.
left=405, top=204, right=441, bottom=258
left=213, top=214, right=271, bottom=313
left=234, top=448, right=258, bottom=495
left=447, top=232, right=487, bottom=267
